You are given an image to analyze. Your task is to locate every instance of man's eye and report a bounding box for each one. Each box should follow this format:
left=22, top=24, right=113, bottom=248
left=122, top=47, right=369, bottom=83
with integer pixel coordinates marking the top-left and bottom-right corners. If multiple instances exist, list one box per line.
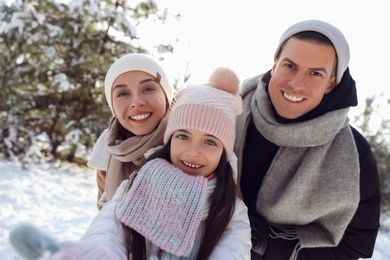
left=311, top=71, right=322, bottom=77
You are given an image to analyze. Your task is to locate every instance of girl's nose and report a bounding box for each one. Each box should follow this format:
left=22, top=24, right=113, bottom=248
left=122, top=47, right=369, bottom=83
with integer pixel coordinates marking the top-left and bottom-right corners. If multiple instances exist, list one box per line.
left=186, top=143, right=201, bottom=156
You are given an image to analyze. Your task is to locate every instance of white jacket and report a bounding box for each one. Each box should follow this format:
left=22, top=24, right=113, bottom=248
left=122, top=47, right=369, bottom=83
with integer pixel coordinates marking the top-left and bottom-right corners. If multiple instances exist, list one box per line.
left=81, top=180, right=251, bottom=259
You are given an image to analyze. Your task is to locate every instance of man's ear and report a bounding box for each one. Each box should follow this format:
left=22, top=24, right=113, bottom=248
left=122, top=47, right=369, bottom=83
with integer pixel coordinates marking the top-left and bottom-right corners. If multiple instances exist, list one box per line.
left=325, top=77, right=337, bottom=94
left=270, top=60, right=278, bottom=76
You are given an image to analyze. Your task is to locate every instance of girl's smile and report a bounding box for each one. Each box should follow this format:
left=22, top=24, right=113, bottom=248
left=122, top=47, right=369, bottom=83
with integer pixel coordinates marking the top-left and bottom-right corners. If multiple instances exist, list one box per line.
left=170, top=129, right=224, bottom=177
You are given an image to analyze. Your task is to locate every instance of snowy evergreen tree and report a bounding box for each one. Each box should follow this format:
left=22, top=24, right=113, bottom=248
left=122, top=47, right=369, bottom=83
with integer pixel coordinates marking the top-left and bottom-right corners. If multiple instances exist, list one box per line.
left=353, top=95, right=390, bottom=212
left=0, top=0, right=177, bottom=165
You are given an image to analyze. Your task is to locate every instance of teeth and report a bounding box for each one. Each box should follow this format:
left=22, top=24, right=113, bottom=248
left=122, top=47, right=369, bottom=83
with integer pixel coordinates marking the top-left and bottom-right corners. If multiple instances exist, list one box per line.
left=183, top=161, right=202, bottom=168
left=284, top=92, right=303, bottom=102
left=131, top=113, right=151, bottom=121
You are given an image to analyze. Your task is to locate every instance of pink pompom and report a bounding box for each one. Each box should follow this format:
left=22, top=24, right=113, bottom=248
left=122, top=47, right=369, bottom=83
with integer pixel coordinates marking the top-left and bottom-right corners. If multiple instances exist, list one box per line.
left=208, top=67, right=240, bottom=95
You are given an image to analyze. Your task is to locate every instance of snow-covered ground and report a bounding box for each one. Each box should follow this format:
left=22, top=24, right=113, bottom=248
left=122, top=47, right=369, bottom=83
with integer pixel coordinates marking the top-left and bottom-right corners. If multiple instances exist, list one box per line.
left=0, top=158, right=98, bottom=259
left=0, top=157, right=389, bottom=259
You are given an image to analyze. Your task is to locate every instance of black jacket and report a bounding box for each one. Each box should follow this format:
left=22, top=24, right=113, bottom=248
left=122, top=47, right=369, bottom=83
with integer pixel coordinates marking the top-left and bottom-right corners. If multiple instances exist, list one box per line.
left=242, top=123, right=380, bottom=259
left=240, top=70, right=380, bottom=259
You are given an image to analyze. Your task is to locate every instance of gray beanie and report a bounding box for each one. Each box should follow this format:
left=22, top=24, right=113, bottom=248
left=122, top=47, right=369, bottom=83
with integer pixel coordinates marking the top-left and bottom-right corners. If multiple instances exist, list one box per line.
left=104, top=53, right=174, bottom=114
left=274, top=20, right=350, bottom=84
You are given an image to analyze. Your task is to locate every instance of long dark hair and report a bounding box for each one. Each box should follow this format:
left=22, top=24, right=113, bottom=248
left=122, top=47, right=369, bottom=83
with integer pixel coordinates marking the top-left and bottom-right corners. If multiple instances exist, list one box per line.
left=121, top=139, right=237, bottom=259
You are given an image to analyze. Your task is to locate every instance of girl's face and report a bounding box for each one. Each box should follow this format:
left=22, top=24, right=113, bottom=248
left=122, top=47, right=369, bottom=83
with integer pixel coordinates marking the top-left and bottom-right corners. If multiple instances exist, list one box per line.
left=170, top=129, right=224, bottom=178
left=111, top=71, right=168, bottom=136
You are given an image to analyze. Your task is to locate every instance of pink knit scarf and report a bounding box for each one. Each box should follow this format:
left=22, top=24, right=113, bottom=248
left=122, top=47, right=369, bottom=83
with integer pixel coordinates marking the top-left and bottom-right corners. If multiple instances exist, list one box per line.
left=105, top=109, right=171, bottom=199
left=116, top=158, right=215, bottom=257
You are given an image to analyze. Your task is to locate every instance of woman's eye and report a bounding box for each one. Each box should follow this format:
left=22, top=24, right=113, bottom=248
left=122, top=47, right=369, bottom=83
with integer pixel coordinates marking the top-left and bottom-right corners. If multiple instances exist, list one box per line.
left=116, top=91, right=127, bottom=97
left=143, top=86, right=155, bottom=93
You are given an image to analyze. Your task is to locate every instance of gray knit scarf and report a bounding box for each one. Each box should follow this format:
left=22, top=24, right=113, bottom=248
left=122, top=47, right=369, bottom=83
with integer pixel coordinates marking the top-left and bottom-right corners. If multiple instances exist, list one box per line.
left=235, top=75, right=360, bottom=258
left=105, top=108, right=171, bottom=200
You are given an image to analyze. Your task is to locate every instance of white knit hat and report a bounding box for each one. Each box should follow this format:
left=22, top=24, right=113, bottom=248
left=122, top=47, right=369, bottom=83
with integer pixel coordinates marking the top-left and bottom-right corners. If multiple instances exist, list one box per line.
left=104, top=53, right=174, bottom=114
left=164, top=67, right=243, bottom=160
left=274, top=20, right=350, bottom=84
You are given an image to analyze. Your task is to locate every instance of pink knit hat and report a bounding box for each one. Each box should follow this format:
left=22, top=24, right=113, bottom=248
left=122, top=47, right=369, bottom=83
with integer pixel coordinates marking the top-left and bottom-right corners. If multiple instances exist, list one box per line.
left=164, top=67, right=243, bottom=160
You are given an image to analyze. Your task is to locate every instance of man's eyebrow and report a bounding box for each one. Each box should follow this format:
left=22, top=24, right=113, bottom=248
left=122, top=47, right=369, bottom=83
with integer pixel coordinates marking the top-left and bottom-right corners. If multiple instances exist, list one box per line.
left=281, top=57, right=297, bottom=66
left=309, top=66, right=329, bottom=75
left=282, top=57, right=329, bottom=75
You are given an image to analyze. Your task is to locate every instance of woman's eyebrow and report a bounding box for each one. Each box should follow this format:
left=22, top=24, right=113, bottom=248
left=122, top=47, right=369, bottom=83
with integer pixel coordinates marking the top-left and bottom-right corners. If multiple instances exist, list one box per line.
left=140, top=78, right=157, bottom=84
left=112, top=84, right=127, bottom=91
left=112, top=77, right=156, bottom=90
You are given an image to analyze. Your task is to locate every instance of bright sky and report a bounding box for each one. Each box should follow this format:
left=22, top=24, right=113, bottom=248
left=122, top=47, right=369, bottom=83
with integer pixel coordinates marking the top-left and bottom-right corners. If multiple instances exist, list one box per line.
left=138, top=0, right=390, bottom=120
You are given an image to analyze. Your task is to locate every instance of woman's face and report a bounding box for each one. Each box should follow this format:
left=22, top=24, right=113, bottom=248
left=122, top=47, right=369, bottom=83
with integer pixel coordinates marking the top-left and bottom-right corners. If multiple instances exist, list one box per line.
left=111, top=71, right=168, bottom=136
left=170, top=129, right=223, bottom=178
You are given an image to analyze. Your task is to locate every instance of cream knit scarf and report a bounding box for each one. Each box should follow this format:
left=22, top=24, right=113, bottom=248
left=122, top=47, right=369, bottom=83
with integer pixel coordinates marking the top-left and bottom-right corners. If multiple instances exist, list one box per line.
left=235, top=76, right=360, bottom=258
left=116, top=158, right=216, bottom=259
left=105, top=108, right=171, bottom=199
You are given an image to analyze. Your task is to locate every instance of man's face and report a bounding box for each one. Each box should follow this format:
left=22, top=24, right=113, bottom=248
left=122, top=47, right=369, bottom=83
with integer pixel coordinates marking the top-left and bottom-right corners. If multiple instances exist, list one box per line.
left=269, top=37, right=337, bottom=119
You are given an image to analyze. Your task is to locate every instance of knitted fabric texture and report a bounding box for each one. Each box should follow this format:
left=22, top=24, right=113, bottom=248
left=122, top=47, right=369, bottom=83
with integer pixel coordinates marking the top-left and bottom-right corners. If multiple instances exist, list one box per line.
left=235, top=75, right=360, bottom=258
left=115, top=158, right=209, bottom=257
left=159, top=222, right=206, bottom=260
left=274, top=19, right=349, bottom=84
left=159, top=178, right=216, bottom=260
left=104, top=53, right=174, bottom=114
left=164, top=67, right=243, bottom=160
left=104, top=109, right=171, bottom=200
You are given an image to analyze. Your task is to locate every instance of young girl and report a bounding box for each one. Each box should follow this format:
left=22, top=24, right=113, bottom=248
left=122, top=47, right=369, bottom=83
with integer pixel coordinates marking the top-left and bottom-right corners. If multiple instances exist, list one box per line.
left=87, top=53, right=174, bottom=208
left=115, top=67, right=250, bottom=259
left=9, top=68, right=251, bottom=260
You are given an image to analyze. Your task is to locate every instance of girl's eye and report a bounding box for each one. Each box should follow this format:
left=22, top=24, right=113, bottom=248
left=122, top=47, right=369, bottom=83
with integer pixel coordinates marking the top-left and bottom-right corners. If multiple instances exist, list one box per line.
left=176, top=134, right=188, bottom=140
left=205, top=139, right=217, bottom=146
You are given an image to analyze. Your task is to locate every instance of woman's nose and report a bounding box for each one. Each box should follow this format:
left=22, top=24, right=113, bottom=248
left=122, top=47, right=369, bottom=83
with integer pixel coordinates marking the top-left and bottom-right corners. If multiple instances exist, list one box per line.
left=129, top=94, right=146, bottom=107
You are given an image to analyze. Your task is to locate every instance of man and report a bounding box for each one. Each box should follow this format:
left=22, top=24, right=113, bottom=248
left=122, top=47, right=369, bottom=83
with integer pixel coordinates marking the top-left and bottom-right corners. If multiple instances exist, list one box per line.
left=234, top=20, right=380, bottom=259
